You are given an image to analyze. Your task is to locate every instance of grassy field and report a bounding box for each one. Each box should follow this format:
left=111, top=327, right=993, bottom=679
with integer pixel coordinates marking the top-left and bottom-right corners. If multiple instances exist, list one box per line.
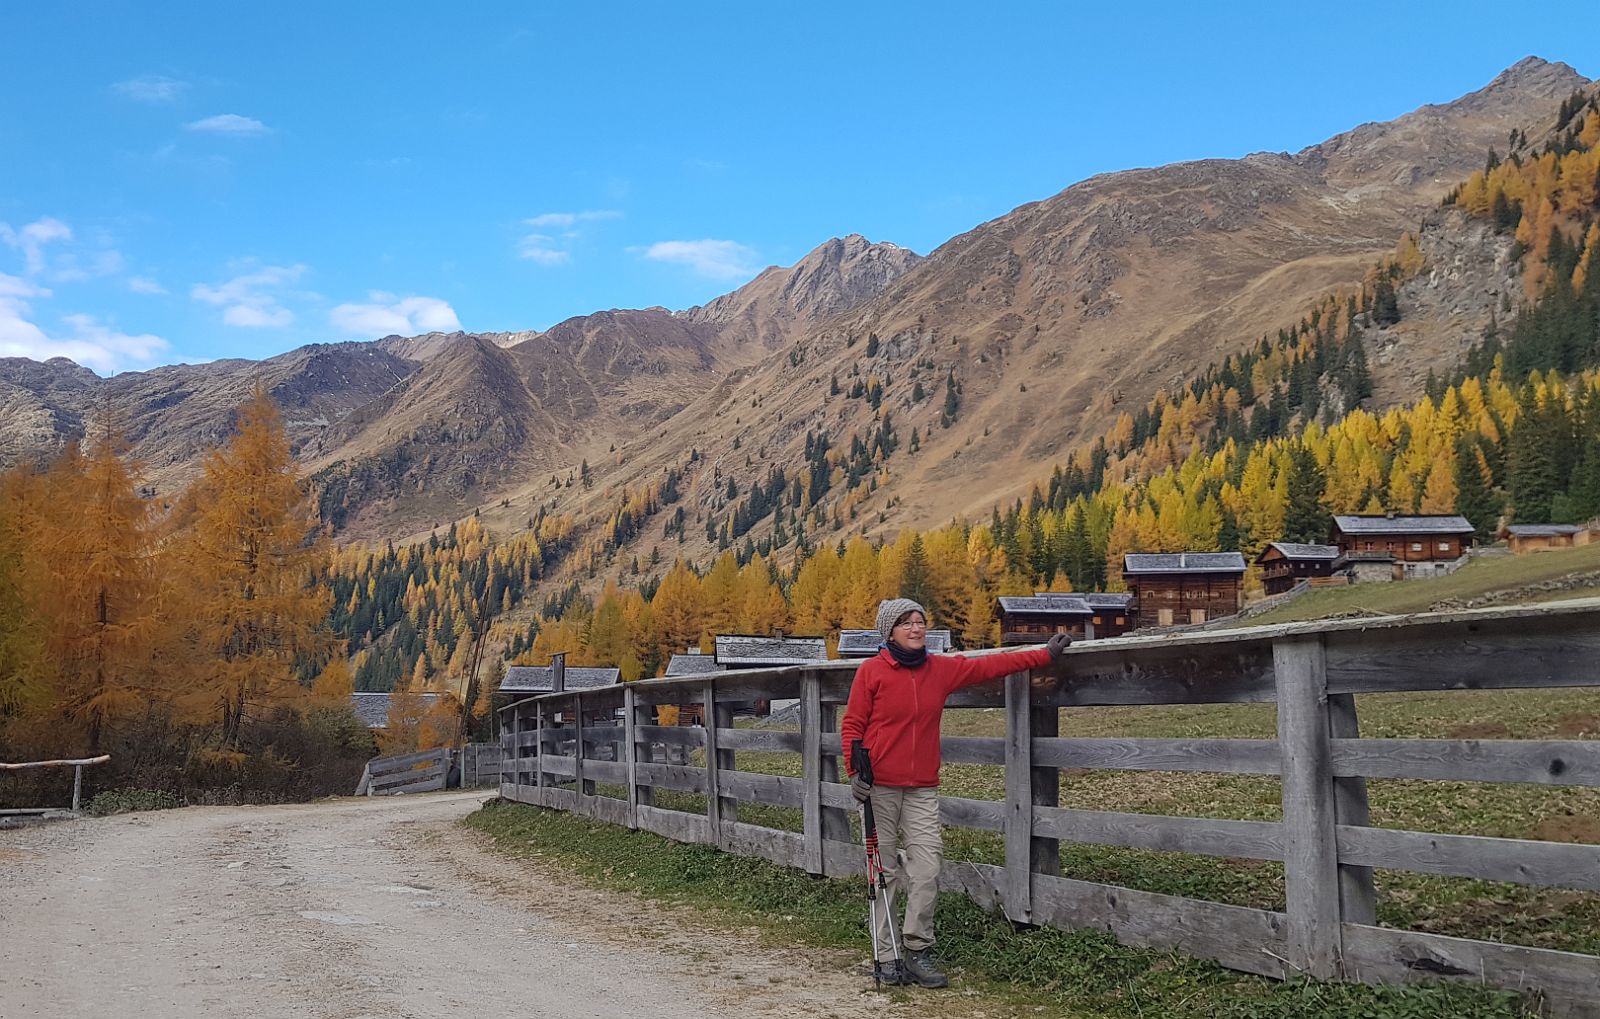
left=1235, top=541, right=1600, bottom=626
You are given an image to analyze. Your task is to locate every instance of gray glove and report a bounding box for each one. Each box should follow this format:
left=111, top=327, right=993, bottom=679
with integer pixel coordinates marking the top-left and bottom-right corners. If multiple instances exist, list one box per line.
left=851, top=774, right=873, bottom=803
left=1046, top=632, right=1073, bottom=663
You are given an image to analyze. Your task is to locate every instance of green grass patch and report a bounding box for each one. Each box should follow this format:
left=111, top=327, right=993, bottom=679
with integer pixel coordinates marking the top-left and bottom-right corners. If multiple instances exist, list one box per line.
left=1236, top=543, right=1600, bottom=627
left=463, top=801, right=1535, bottom=1018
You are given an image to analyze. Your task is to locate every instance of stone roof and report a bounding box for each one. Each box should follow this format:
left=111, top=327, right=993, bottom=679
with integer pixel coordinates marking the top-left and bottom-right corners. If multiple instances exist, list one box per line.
left=1262, top=542, right=1341, bottom=561
left=1333, top=514, right=1473, bottom=535
left=837, top=629, right=952, bottom=656
left=664, top=652, right=723, bottom=677
left=1505, top=524, right=1583, bottom=537
left=1035, top=591, right=1133, bottom=611
left=351, top=691, right=442, bottom=729
left=996, top=594, right=1094, bottom=615
left=713, top=634, right=828, bottom=667
left=499, top=665, right=621, bottom=692
left=1123, top=551, right=1248, bottom=575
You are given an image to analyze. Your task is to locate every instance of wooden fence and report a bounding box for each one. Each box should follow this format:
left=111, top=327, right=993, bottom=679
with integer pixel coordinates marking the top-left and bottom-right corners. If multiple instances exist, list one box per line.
left=355, top=746, right=451, bottom=796
left=497, top=599, right=1600, bottom=1016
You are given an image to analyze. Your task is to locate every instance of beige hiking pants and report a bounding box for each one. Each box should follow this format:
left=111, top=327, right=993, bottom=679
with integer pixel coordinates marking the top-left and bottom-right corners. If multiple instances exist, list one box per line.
left=866, top=785, right=942, bottom=958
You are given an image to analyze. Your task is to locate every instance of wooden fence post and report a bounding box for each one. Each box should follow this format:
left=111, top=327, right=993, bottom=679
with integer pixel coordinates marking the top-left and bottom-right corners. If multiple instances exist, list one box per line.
left=819, top=699, right=852, bottom=862
left=575, top=692, right=592, bottom=796
left=1328, top=693, right=1377, bottom=925
left=1031, top=695, right=1061, bottom=883
left=801, top=670, right=824, bottom=875
left=1274, top=635, right=1344, bottom=980
left=1003, top=670, right=1035, bottom=923
left=534, top=700, right=545, bottom=790
left=702, top=680, right=721, bottom=846
left=507, top=704, right=520, bottom=791
left=623, top=685, right=640, bottom=828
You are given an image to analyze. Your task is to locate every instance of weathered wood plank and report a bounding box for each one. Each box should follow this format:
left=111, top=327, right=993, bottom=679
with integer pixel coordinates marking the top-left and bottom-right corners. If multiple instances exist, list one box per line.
left=938, top=862, right=1291, bottom=981
left=1039, top=641, right=1279, bottom=707
left=1032, top=737, right=1281, bottom=775
left=1331, top=737, right=1600, bottom=786
left=367, top=748, right=449, bottom=775
left=819, top=781, right=857, bottom=811
left=573, top=692, right=589, bottom=795
left=940, top=735, right=1005, bottom=765
left=1336, top=825, right=1600, bottom=892
left=945, top=685, right=1007, bottom=708
left=539, top=755, right=577, bottom=778
left=1324, top=614, right=1600, bottom=695
left=801, top=672, right=824, bottom=875
left=1274, top=635, right=1342, bottom=980
left=715, top=769, right=805, bottom=809
left=538, top=786, right=578, bottom=811
left=823, top=838, right=865, bottom=877
left=714, top=728, right=803, bottom=753
left=636, top=803, right=711, bottom=844
left=580, top=759, right=628, bottom=785
left=1004, top=671, right=1034, bottom=921
left=1327, top=693, right=1377, bottom=926
left=1032, top=807, right=1284, bottom=861
left=721, top=821, right=808, bottom=870
left=939, top=794, right=1006, bottom=831
left=634, top=761, right=707, bottom=794
left=1341, top=923, right=1600, bottom=1019
left=579, top=793, right=633, bottom=828
left=633, top=724, right=705, bottom=748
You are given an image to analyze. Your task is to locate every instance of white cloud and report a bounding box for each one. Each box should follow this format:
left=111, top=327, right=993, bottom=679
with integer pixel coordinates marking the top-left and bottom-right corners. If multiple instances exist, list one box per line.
left=1, top=217, right=73, bottom=275
left=524, top=210, right=622, bottom=229
left=0, top=282, right=167, bottom=375
left=186, top=114, right=271, bottom=136
left=517, top=234, right=571, bottom=265
left=191, top=263, right=305, bottom=328
left=111, top=75, right=190, bottom=103
left=128, top=275, right=167, bottom=295
left=640, top=239, right=759, bottom=281
left=330, top=293, right=461, bottom=337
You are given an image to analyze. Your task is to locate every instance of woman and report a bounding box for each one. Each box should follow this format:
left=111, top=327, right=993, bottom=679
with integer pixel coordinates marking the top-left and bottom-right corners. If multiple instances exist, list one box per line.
left=840, top=597, right=1070, bottom=988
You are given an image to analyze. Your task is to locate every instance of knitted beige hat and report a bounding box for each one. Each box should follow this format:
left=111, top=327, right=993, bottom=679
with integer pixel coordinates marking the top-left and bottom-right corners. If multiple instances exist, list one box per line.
left=876, top=598, right=928, bottom=645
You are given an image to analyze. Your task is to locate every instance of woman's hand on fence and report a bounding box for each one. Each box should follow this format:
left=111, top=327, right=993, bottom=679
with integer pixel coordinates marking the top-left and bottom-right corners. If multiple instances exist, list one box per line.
left=1046, top=633, right=1072, bottom=662
left=851, top=775, right=873, bottom=803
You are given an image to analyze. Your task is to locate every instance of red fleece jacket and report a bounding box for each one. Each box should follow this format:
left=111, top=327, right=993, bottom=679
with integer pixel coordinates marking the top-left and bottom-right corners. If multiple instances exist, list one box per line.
left=839, top=646, right=1053, bottom=788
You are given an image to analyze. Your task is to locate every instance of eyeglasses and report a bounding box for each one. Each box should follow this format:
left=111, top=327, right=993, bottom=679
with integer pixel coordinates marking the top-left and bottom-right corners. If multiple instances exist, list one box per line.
left=895, top=619, right=928, bottom=630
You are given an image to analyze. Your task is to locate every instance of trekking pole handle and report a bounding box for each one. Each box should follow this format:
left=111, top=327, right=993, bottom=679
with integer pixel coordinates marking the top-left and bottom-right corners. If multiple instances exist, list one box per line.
left=850, top=739, right=874, bottom=785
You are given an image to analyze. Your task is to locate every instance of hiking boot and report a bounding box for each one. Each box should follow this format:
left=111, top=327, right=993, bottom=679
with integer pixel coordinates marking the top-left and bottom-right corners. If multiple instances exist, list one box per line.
left=902, top=949, right=948, bottom=988
left=873, top=959, right=910, bottom=987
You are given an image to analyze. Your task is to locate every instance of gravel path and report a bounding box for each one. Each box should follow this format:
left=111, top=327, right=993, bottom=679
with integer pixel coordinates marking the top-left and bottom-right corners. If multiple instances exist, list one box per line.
left=0, top=792, right=922, bottom=1019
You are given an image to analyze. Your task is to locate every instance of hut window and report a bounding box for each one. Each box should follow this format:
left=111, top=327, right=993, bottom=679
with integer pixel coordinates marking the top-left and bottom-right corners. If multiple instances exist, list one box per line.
left=1438, top=541, right=1451, bottom=551
left=1411, top=543, right=1423, bottom=551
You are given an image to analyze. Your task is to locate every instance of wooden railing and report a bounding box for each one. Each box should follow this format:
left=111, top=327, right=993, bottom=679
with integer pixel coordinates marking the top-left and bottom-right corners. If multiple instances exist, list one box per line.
left=355, top=746, right=451, bottom=796
left=497, top=599, right=1600, bottom=1015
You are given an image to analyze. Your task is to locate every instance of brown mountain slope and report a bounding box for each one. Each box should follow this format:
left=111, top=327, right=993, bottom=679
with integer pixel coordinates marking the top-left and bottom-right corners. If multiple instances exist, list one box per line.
left=469, top=58, right=1588, bottom=570
left=684, top=234, right=923, bottom=357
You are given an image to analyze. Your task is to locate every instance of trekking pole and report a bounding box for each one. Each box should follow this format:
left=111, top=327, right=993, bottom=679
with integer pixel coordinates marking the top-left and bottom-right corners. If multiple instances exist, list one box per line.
left=852, top=740, right=903, bottom=988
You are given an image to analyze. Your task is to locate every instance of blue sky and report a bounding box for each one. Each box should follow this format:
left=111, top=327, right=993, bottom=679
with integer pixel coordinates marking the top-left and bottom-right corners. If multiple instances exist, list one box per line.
left=0, top=3, right=1594, bottom=375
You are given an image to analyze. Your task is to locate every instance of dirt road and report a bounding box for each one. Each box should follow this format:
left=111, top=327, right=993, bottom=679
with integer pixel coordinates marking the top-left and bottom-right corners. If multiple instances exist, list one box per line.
left=0, top=793, right=917, bottom=1019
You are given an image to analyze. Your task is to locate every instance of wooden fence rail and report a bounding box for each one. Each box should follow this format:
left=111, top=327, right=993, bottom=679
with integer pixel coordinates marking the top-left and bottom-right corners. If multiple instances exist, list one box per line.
left=497, top=599, right=1600, bottom=1016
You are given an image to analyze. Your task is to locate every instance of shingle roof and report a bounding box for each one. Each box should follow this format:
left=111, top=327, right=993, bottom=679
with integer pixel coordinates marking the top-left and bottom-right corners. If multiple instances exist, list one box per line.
left=351, top=691, right=442, bottom=729
left=499, top=665, right=621, bottom=692
left=1034, top=591, right=1133, bottom=611
left=997, top=594, right=1094, bottom=615
left=1333, top=514, right=1473, bottom=535
left=713, top=634, right=828, bottom=667
left=664, top=652, right=723, bottom=677
left=1506, top=524, right=1583, bottom=537
left=837, top=629, right=953, bottom=656
left=1262, top=542, right=1341, bottom=561
left=1122, top=552, right=1248, bottom=574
